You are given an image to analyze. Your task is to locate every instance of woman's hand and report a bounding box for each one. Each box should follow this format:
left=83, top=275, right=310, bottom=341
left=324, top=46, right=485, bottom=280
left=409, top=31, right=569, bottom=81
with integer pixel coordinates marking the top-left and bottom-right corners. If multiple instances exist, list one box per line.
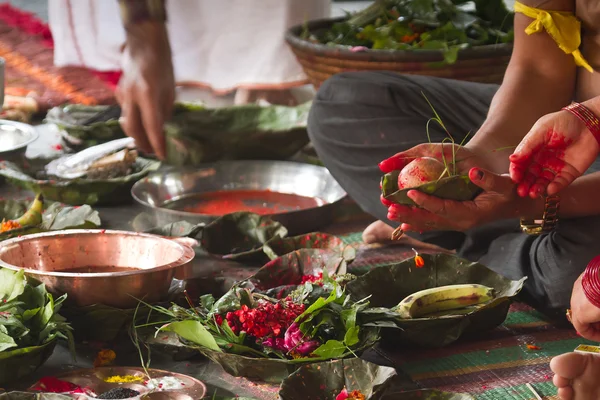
left=379, top=142, right=492, bottom=175
left=509, top=109, right=599, bottom=198
left=386, top=168, right=529, bottom=232
left=569, top=274, right=600, bottom=342
left=116, top=21, right=175, bottom=160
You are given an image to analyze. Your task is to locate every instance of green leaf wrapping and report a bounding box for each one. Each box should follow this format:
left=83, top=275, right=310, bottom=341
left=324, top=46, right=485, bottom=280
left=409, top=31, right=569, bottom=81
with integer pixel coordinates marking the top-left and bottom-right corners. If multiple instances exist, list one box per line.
left=197, top=326, right=379, bottom=384
left=0, top=199, right=101, bottom=241
left=0, top=340, right=57, bottom=386
left=278, top=358, right=398, bottom=400
left=45, top=104, right=125, bottom=148
left=247, top=248, right=349, bottom=298
left=45, top=102, right=312, bottom=164
left=381, top=171, right=482, bottom=206
left=0, top=270, right=73, bottom=385
left=346, top=254, right=525, bottom=347
left=0, top=158, right=160, bottom=206
left=164, top=102, right=312, bottom=166
left=200, top=212, right=288, bottom=257
left=146, top=217, right=353, bottom=265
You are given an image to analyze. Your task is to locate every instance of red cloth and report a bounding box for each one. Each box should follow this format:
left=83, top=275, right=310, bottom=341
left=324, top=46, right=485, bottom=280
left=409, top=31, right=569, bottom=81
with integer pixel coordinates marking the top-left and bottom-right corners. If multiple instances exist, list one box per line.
left=0, top=2, right=121, bottom=88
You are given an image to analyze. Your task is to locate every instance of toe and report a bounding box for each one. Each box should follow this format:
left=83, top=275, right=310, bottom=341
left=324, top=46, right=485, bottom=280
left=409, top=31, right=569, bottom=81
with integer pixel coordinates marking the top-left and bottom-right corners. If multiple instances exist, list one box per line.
left=557, top=386, right=574, bottom=400
left=550, top=353, right=589, bottom=380
left=553, top=373, right=571, bottom=388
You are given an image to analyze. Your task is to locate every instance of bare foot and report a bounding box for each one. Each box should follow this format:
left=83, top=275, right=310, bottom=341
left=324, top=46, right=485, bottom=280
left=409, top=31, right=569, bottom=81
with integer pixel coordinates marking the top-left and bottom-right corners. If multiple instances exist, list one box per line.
left=362, top=220, right=395, bottom=244
left=362, top=220, right=455, bottom=254
left=551, top=352, right=600, bottom=399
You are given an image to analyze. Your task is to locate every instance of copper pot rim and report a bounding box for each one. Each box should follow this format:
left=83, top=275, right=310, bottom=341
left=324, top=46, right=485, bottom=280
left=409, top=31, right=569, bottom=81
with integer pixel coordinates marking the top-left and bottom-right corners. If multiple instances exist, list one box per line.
left=0, top=229, right=195, bottom=278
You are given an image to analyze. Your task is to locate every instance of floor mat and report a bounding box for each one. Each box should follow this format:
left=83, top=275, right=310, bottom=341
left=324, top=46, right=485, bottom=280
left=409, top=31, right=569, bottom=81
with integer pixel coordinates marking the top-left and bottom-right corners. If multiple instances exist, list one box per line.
left=330, top=207, right=585, bottom=400
left=0, top=3, right=116, bottom=111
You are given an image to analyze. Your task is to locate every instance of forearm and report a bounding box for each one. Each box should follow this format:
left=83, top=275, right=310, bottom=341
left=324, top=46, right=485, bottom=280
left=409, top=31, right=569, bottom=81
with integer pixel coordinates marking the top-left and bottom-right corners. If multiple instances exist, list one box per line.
left=468, top=65, right=575, bottom=159
left=117, top=0, right=171, bottom=66
left=557, top=173, right=600, bottom=218
left=465, top=11, right=577, bottom=173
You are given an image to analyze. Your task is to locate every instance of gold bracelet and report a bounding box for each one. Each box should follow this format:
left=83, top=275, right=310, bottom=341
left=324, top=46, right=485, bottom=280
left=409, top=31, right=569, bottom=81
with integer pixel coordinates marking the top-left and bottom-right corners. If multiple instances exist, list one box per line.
left=520, top=195, right=560, bottom=235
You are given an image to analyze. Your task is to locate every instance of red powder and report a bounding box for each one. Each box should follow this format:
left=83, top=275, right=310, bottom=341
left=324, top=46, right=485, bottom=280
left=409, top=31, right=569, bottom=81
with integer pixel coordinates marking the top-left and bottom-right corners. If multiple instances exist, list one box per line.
left=31, top=377, right=86, bottom=393
left=182, top=190, right=324, bottom=216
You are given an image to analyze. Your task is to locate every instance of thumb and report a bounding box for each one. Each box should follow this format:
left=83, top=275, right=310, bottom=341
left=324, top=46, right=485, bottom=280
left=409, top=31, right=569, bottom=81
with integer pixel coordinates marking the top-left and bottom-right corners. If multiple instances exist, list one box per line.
left=469, top=168, right=513, bottom=193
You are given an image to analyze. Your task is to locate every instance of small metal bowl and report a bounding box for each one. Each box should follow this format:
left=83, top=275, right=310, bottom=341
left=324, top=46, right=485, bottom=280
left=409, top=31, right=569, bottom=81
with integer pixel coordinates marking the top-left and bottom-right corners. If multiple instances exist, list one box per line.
left=131, top=160, right=347, bottom=235
left=0, top=120, right=38, bottom=163
left=0, top=230, right=195, bottom=308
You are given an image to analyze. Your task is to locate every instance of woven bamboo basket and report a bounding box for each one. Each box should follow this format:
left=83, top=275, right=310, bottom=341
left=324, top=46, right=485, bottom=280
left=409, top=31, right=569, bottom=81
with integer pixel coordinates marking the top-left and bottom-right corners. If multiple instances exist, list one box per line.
left=285, top=18, right=513, bottom=88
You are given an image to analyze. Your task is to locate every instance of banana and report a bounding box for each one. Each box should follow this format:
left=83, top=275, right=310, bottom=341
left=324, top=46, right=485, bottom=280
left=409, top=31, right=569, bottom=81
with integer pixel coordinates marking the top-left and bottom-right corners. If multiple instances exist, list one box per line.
left=15, top=194, right=44, bottom=227
left=394, top=284, right=495, bottom=319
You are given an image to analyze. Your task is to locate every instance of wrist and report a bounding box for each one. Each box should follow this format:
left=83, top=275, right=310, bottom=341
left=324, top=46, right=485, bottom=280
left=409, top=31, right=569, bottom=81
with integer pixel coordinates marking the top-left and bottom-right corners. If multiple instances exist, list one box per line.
left=124, top=21, right=171, bottom=59
left=562, top=100, right=600, bottom=151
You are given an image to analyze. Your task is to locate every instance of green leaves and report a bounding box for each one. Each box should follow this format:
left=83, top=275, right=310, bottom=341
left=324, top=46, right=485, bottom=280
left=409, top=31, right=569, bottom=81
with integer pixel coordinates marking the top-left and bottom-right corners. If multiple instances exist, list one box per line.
left=0, top=269, right=72, bottom=384
left=0, top=269, right=26, bottom=302
left=0, top=199, right=100, bottom=241
left=159, top=320, right=222, bottom=352
left=164, top=102, right=312, bottom=166
left=381, top=171, right=481, bottom=206
left=311, top=0, right=514, bottom=65
left=279, top=358, right=400, bottom=400
left=0, top=158, right=160, bottom=206
left=200, top=212, right=288, bottom=257
left=346, top=253, right=525, bottom=347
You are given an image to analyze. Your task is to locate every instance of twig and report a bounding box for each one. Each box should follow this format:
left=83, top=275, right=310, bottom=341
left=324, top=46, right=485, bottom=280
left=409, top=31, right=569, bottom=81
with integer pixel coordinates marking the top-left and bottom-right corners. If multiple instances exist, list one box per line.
left=526, top=383, right=542, bottom=400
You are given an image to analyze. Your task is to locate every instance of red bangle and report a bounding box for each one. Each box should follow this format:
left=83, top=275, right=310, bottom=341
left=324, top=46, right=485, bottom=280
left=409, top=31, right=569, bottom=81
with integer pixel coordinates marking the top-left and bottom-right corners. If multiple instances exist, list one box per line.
left=582, top=255, right=600, bottom=309
left=562, top=102, right=600, bottom=147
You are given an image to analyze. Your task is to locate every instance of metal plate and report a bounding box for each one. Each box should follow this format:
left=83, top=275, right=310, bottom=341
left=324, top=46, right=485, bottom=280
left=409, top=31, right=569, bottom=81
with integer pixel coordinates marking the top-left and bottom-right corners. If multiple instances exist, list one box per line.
left=29, top=367, right=207, bottom=399
left=0, top=120, right=38, bottom=154
left=131, top=161, right=347, bottom=235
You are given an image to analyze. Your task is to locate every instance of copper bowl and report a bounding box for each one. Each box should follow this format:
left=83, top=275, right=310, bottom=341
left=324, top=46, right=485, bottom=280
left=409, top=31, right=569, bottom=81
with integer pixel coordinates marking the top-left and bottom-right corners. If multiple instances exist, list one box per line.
left=0, top=229, right=195, bottom=308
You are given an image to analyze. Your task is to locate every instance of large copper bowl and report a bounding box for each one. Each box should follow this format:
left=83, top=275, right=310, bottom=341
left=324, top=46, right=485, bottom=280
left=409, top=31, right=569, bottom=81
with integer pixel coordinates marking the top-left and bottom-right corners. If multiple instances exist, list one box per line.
left=0, top=229, right=195, bottom=308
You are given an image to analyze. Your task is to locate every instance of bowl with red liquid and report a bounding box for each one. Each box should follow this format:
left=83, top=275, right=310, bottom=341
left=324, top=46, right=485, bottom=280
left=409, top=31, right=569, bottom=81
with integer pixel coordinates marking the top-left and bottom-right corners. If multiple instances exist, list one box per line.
left=130, top=160, right=347, bottom=235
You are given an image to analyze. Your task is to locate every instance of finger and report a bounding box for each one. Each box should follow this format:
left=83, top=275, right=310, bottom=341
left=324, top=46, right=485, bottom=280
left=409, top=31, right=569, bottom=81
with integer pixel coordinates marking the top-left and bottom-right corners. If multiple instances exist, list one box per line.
left=529, top=177, right=551, bottom=199
left=380, top=194, right=393, bottom=207
left=552, top=373, right=570, bottom=389
left=379, top=153, right=413, bottom=173
left=516, top=173, right=536, bottom=198
left=469, top=168, right=515, bottom=194
left=546, top=169, right=577, bottom=196
left=387, top=203, right=415, bottom=222
left=120, top=101, right=152, bottom=153
left=138, top=87, right=167, bottom=160
left=406, top=189, right=449, bottom=216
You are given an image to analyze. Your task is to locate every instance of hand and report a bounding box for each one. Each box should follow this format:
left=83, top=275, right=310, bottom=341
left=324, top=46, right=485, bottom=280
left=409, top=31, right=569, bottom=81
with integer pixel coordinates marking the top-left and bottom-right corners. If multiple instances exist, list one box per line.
left=387, top=168, right=528, bottom=232
left=116, top=21, right=175, bottom=160
left=379, top=142, right=492, bottom=176
left=569, top=274, right=600, bottom=342
left=509, top=110, right=599, bottom=198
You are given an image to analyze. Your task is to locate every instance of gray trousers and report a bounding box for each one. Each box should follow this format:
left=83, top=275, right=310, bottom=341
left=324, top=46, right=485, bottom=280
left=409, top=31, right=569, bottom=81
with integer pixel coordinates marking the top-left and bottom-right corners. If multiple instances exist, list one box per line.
left=307, top=71, right=600, bottom=316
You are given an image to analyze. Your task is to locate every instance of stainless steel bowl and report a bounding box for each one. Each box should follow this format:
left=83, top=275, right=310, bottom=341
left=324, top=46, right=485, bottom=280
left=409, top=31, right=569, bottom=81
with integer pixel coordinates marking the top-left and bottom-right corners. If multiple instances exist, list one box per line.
left=131, top=161, right=347, bottom=234
left=0, top=120, right=38, bottom=163
left=0, top=230, right=195, bottom=308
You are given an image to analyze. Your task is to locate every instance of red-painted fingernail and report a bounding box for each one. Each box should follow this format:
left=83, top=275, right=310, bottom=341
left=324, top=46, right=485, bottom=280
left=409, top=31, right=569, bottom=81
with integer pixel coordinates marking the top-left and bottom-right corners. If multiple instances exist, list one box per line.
left=469, top=168, right=483, bottom=181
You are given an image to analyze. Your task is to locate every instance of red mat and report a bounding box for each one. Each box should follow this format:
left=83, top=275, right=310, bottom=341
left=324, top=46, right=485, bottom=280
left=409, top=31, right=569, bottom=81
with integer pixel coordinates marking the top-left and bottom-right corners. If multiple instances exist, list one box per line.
left=0, top=3, right=118, bottom=111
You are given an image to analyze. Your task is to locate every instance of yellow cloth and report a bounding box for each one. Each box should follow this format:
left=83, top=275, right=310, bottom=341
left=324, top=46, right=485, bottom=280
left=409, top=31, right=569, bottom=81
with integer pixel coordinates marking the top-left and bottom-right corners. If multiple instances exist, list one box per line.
left=514, top=1, right=594, bottom=73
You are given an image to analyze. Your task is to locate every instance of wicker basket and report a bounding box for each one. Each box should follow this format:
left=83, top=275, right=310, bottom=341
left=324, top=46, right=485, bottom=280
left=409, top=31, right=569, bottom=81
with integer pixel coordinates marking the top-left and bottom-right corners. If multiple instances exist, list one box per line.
left=285, top=18, right=513, bottom=88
